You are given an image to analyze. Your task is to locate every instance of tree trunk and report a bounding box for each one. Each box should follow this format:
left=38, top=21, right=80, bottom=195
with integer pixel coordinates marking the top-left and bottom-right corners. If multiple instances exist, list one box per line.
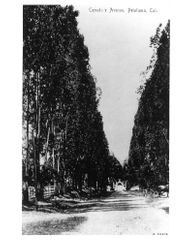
left=52, top=121, right=55, bottom=169
left=34, top=72, right=41, bottom=208
left=26, top=77, right=30, bottom=177
left=33, top=130, right=38, bottom=210
left=24, top=76, right=30, bottom=203
left=45, top=125, right=50, bottom=164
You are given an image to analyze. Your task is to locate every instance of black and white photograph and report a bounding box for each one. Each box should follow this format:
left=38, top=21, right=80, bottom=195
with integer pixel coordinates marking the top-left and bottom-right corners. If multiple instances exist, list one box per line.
left=22, top=2, right=169, bottom=235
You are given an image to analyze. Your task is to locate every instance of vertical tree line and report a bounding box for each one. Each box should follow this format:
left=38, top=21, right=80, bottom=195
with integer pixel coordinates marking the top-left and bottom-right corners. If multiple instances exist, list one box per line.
left=22, top=5, right=118, bottom=202
left=126, top=21, right=170, bottom=189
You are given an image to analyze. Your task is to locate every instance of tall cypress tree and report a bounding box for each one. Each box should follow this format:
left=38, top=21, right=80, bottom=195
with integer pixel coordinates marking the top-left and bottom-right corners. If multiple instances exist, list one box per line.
left=23, top=5, right=111, bottom=199
left=127, top=21, right=169, bottom=189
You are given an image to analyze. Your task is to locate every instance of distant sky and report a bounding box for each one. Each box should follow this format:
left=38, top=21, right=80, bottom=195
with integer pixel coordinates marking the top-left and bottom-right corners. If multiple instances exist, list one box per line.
left=64, top=1, right=168, bottom=163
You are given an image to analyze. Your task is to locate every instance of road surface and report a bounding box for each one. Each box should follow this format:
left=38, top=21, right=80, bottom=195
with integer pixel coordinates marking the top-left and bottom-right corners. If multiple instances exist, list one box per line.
left=22, top=190, right=169, bottom=235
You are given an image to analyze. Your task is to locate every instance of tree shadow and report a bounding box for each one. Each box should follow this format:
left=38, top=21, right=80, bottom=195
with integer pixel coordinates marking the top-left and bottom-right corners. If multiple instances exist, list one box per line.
left=22, top=216, right=87, bottom=235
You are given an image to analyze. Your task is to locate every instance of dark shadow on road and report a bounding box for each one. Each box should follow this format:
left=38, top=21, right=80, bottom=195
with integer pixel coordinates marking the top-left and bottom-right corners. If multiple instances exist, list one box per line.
left=22, top=216, right=87, bottom=235
left=62, top=192, right=150, bottom=214
left=64, top=205, right=148, bottom=214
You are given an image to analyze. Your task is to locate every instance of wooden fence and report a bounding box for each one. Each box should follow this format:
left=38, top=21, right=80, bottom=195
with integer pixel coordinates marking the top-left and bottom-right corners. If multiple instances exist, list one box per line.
left=43, top=185, right=56, bottom=199
left=28, top=185, right=56, bottom=201
left=28, top=186, right=36, bottom=201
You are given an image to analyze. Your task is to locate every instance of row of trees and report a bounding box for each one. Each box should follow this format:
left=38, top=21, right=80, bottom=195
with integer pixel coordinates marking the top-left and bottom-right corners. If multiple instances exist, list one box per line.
left=22, top=5, right=122, bottom=202
left=126, top=21, right=170, bottom=189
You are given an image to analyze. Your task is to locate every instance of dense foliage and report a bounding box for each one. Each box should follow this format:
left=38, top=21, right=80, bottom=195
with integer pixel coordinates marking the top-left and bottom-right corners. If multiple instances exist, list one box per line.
left=127, top=22, right=170, bottom=189
left=22, top=5, right=119, bottom=201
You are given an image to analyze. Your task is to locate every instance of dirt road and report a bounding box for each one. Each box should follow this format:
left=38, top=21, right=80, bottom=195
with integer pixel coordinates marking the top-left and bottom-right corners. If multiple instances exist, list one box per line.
left=22, top=190, right=169, bottom=235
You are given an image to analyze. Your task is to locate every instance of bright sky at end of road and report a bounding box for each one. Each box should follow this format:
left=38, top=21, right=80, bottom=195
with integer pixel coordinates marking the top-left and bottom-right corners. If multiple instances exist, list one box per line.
left=63, top=1, right=168, bottom=164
